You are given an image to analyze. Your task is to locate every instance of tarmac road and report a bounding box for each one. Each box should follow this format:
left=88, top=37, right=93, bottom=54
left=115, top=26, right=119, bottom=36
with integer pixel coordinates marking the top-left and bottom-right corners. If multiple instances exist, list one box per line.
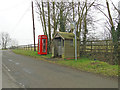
left=2, top=50, right=118, bottom=88
left=2, top=67, right=20, bottom=88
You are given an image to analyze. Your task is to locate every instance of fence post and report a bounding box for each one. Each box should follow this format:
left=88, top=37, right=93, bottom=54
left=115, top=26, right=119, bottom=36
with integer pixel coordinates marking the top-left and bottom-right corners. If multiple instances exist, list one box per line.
left=36, top=44, right=37, bottom=51
left=27, top=45, right=29, bottom=50
left=25, top=45, right=26, bottom=50
left=24, top=46, right=25, bottom=50
left=28, top=45, right=30, bottom=50
left=31, top=45, right=32, bottom=51
left=26, top=45, right=27, bottom=50
left=32, top=44, right=33, bottom=51
left=106, top=40, right=108, bottom=53
left=105, top=40, right=108, bottom=60
left=79, top=41, right=82, bottom=56
left=91, top=41, right=92, bottom=52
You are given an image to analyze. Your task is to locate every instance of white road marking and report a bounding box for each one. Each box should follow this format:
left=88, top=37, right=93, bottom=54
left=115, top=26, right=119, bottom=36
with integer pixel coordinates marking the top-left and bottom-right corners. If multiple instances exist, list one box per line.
left=3, top=64, right=11, bottom=72
left=3, top=64, right=26, bottom=88
left=22, top=68, right=32, bottom=74
left=8, top=59, right=13, bottom=62
left=18, top=83, right=26, bottom=88
left=19, top=83, right=22, bottom=85
left=8, top=59, right=20, bottom=65
left=7, top=69, right=11, bottom=72
left=15, top=62, right=20, bottom=65
left=22, top=85, right=25, bottom=87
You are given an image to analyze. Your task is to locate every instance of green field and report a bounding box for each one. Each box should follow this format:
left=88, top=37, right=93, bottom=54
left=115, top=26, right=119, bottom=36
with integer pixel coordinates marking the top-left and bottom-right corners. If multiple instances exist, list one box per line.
left=12, top=49, right=118, bottom=77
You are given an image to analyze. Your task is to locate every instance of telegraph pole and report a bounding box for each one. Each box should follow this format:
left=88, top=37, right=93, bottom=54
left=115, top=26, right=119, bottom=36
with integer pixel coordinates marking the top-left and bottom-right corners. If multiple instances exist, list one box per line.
left=70, top=22, right=77, bottom=61
left=31, top=1, right=36, bottom=51
left=74, top=22, right=77, bottom=61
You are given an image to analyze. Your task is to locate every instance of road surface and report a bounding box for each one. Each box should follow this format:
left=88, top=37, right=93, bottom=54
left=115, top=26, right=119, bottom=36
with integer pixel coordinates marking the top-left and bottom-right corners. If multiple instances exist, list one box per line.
left=2, top=50, right=118, bottom=88
left=2, top=67, right=20, bottom=88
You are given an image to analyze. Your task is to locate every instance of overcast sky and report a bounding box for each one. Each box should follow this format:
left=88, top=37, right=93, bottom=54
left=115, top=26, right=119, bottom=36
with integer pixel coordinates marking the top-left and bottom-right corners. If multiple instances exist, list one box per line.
left=0, top=0, right=119, bottom=47
left=0, top=0, right=43, bottom=46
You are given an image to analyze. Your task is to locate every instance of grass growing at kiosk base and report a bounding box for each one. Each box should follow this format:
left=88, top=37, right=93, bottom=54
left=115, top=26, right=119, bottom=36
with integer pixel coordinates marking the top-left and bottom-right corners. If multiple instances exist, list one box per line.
left=12, top=49, right=118, bottom=77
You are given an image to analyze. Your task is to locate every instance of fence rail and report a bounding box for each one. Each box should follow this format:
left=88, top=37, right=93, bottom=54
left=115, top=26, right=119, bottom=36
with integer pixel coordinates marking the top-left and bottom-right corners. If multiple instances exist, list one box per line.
left=15, top=40, right=120, bottom=53
left=80, top=39, right=120, bottom=64
left=17, top=44, right=38, bottom=51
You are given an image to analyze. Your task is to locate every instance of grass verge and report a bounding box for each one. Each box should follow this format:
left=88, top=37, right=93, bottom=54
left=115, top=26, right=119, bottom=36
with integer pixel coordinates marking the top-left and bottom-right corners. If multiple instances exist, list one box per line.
left=12, top=49, right=51, bottom=58
left=12, top=49, right=118, bottom=77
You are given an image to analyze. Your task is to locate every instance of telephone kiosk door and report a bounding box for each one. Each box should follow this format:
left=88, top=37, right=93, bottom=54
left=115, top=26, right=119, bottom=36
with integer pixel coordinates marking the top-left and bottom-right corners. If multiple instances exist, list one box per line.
left=38, top=35, right=47, bottom=55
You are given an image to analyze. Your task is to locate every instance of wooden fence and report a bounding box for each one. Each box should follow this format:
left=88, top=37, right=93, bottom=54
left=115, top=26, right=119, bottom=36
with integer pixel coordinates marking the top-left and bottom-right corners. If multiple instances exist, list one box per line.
left=80, top=40, right=120, bottom=64
left=17, top=44, right=38, bottom=51
left=15, top=39, right=120, bottom=64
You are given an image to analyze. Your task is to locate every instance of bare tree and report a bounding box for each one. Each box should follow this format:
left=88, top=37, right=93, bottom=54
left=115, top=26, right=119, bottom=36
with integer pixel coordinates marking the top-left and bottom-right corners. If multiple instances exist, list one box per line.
left=10, top=39, right=18, bottom=47
left=93, top=0, right=119, bottom=64
left=52, top=1, right=56, bottom=37
left=35, top=0, right=97, bottom=54
left=0, top=32, right=11, bottom=49
left=47, top=2, right=51, bottom=43
left=93, top=0, right=118, bottom=38
left=36, top=1, right=47, bottom=35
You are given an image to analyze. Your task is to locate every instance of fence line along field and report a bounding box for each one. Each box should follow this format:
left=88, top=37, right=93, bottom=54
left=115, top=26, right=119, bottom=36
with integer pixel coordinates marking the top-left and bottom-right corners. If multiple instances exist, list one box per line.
left=15, top=39, right=120, bottom=64
left=17, top=44, right=38, bottom=51
left=80, top=40, right=120, bottom=64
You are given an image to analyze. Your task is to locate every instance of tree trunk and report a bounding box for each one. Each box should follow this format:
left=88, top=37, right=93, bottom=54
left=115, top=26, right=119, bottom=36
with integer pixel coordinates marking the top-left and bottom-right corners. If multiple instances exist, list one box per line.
left=59, top=3, right=65, bottom=32
left=106, top=0, right=118, bottom=64
left=106, top=0, right=114, bottom=27
left=36, top=1, right=45, bottom=35
left=42, top=2, right=47, bottom=35
left=83, top=0, right=88, bottom=55
left=47, top=2, right=51, bottom=43
left=72, top=1, right=74, bottom=21
left=52, top=2, right=56, bottom=37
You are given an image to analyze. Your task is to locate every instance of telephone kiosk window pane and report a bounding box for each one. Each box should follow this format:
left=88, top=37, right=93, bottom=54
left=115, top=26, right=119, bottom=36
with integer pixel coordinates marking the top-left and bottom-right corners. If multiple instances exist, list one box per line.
left=39, top=39, right=40, bottom=52
left=42, top=39, right=46, bottom=52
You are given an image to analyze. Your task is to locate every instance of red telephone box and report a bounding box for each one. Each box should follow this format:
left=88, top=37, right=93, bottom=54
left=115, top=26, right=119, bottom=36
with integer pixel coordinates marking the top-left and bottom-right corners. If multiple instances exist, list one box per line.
left=38, top=35, right=47, bottom=55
